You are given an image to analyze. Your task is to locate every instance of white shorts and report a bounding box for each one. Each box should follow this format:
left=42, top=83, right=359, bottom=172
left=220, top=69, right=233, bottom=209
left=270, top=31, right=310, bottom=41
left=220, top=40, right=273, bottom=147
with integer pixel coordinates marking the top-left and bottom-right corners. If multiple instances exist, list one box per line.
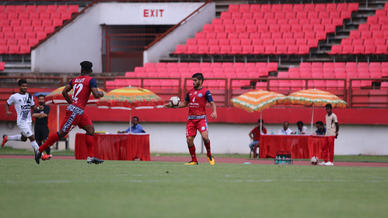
left=17, top=122, right=33, bottom=138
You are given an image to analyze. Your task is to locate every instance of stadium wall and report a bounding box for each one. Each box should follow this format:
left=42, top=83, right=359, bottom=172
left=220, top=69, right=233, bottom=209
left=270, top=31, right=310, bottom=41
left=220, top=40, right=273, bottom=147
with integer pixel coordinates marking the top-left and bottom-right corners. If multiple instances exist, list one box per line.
left=31, top=2, right=204, bottom=73
left=144, top=2, right=215, bottom=63
left=1, top=122, right=387, bottom=156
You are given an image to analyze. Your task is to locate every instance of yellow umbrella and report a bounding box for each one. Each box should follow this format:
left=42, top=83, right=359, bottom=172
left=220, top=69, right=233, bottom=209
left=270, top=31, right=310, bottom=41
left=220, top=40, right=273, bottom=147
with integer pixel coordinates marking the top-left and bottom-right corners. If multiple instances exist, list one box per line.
left=231, top=89, right=286, bottom=137
left=231, top=89, right=286, bottom=112
left=97, top=87, right=164, bottom=133
left=285, top=89, right=347, bottom=130
left=97, top=87, right=164, bottom=110
left=45, top=86, right=106, bottom=105
left=285, top=89, right=347, bottom=108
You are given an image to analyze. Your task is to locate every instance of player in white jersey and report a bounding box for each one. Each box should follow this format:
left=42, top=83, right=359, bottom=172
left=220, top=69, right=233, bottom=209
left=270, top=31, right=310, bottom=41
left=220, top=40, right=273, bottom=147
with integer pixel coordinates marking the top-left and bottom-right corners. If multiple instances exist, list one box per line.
left=2, top=79, right=40, bottom=153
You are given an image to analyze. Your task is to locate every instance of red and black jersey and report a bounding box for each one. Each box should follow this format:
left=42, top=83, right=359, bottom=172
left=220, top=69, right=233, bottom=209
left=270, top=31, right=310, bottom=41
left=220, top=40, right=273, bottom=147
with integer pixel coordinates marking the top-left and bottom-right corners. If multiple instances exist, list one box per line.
left=69, top=75, right=97, bottom=110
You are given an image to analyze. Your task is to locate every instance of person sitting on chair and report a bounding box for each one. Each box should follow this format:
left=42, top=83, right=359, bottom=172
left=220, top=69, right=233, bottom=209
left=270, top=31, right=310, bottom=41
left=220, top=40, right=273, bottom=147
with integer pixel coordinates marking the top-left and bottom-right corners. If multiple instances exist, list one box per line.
left=314, top=121, right=326, bottom=136
left=248, top=119, right=267, bottom=153
left=118, top=116, right=145, bottom=134
left=293, top=121, right=308, bottom=135
left=278, top=121, right=293, bottom=135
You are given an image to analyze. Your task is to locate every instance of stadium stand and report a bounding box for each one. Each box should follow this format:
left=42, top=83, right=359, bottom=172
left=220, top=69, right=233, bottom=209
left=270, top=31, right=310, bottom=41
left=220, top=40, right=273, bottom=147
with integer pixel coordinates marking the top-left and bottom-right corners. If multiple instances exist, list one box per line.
left=330, top=5, right=388, bottom=54
left=173, top=3, right=359, bottom=55
left=278, top=62, right=388, bottom=87
left=0, top=5, right=79, bottom=54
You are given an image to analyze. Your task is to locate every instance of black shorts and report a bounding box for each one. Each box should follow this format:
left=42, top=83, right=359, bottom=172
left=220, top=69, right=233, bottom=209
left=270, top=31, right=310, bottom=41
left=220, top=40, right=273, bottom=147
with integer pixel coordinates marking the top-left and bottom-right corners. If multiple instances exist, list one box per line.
left=34, top=125, right=49, bottom=142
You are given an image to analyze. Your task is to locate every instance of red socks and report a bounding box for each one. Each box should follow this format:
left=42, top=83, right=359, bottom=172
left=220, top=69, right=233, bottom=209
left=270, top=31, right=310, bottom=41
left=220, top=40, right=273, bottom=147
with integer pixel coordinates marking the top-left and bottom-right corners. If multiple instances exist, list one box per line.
left=85, top=135, right=96, bottom=157
left=204, top=141, right=212, bottom=157
left=39, top=133, right=59, bottom=153
left=189, top=146, right=197, bottom=162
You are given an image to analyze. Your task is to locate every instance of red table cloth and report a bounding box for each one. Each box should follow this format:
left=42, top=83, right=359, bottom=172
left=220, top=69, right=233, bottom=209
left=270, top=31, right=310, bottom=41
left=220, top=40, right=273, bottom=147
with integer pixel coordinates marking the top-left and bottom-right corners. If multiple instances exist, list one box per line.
left=75, top=133, right=150, bottom=161
left=256, top=135, right=335, bottom=162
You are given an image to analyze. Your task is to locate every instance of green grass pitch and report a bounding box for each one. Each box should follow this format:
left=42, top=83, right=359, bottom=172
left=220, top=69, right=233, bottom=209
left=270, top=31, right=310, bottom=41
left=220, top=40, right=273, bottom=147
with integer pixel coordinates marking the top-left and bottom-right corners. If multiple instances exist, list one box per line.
left=1, top=159, right=388, bottom=218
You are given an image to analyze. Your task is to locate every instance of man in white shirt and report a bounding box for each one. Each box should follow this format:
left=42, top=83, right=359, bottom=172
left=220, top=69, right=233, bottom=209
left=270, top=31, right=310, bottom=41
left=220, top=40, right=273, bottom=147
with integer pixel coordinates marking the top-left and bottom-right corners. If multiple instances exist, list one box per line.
left=294, top=121, right=308, bottom=135
left=1, top=79, right=40, bottom=154
left=319, top=103, right=339, bottom=166
left=278, top=121, right=293, bottom=135
left=325, top=104, right=339, bottom=138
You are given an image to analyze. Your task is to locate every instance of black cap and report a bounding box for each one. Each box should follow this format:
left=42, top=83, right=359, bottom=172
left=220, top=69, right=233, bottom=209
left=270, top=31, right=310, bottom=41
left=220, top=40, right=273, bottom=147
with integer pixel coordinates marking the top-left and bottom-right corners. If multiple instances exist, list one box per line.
left=80, top=61, right=93, bottom=72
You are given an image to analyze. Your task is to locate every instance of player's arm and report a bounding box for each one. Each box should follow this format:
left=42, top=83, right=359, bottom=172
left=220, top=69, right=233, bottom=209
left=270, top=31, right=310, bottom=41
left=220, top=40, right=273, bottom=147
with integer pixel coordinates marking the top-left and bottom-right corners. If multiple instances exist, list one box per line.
left=209, top=101, right=217, bottom=119
left=91, top=87, right=104, bottom=98
left=5, top=95, right=13, bottom=115
left=164, top=100, right=188, bottom=108
left=5, top=103, right=12, bottom=115
left=32, top=110, right=42, bottom=118
left=90, top=78, right=104, bottom=98
left=62, top=84, right=73, bottom=104
left=248, top=129, right=254, bottom=139
left=164, top=94, right=189, bottom=108
left=206, top=90, right=217, bottom=119
left=335, top=122, right=339, bottom=138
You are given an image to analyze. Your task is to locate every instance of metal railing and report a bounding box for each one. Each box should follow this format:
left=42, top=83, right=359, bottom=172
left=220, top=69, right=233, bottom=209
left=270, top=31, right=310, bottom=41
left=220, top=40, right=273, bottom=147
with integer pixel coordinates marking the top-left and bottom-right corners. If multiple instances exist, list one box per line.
left=1, top=75, right=387, bottom=108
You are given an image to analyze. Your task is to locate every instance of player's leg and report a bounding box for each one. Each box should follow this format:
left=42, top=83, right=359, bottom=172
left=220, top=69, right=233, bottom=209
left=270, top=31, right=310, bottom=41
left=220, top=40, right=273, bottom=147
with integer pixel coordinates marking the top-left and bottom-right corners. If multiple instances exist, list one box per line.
left=79, top=113, right=103, bottom=164
left=35, top=110, right=76, bottom=164
left=184, top=120, right=198, bottom=165
left=197, top=118, right=214, bottom=165
left=34, top=126, right=43, bottom=146
left=27, top=134, right=39, bottom=151
left=43, top=126, right=51, bottom=156
left=18, top=122, right=39, bottom=151
left=185, top=136, right=198, bottom=165
left=2, top=134, right=21, bottom=147
left=37, top=126, right=52, bottom=160
left=200, top=130, right=215, bottom=165
left=2, top=123, right=28, bottom=147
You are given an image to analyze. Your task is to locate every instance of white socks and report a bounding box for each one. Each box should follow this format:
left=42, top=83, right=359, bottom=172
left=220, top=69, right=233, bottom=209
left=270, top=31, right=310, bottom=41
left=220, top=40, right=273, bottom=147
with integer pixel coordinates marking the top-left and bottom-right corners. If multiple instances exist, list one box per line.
left=31, top=140, right=39, bottom=151
left=7, top=135, right=22, bottom=141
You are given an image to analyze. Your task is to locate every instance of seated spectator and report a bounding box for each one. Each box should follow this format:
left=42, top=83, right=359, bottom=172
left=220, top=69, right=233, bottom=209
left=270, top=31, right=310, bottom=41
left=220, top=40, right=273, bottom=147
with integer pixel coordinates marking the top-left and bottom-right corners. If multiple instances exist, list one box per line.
left=293, top=121, right=308, bottom=135
left=278, top=121, right=292, bottom=135
left=248, top=119, right=267, bottom=152
left=314, top=121, right=326, bottom=136
left=118, top=116, right=145, bottom=134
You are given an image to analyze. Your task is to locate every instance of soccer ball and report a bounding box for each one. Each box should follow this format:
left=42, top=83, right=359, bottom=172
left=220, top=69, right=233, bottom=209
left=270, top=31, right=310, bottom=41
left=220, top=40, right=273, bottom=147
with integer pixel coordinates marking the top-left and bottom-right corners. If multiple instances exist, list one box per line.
left=169, top=96, right=180, bottom=107
left=311, top=156, right=318, bottom=165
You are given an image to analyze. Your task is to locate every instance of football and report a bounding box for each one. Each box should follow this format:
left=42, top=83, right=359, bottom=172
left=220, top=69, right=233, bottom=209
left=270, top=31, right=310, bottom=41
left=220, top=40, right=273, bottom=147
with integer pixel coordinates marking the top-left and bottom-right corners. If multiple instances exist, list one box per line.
left=169, top=96, right=180, bottom=107
left=311, top=156, right=318, bottom=165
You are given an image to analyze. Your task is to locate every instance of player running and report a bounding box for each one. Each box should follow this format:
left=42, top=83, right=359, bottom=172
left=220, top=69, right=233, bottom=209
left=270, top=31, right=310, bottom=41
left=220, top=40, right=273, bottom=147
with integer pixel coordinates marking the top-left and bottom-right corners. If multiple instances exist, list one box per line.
left=2, top=79, right=40, bottom=154
left=34, top=61, right=104, bottom=165
left=165, top=73, right=217, bottom=165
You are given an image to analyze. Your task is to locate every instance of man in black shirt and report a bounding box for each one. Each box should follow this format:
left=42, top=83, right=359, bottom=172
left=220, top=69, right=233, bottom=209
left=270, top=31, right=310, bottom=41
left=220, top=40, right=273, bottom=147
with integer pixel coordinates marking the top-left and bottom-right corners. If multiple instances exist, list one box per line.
left=33, top=95, right=51, bottom=160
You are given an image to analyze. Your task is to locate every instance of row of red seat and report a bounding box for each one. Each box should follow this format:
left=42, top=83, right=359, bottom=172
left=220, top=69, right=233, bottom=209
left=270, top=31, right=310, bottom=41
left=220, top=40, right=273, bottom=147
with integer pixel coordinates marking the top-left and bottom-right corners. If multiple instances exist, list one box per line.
left=203, top=23, right=339, bottom=33
left=0, top=13, right=72, bottom=24
left=0, top=62, right=4, bottom=71
left=0, top=5, right=78, bottom=13
left=0, top=5, right=78, bottom=54
left=106, top=62, right=387, bottom=89
left=220, top=11, right=352, bottom=20
left=107, top=62, right=278, bottom=88
left=330, top=6, right=388, bottom=54
left=228, top=3, right=358, bottom=12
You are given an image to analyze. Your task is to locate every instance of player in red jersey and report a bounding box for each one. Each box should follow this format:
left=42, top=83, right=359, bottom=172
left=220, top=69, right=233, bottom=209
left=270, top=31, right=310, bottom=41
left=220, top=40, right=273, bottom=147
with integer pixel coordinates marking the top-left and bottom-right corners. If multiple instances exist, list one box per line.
left=166, top=73, right=217, bottom=165
left=34, top=61, right=104, bottom=164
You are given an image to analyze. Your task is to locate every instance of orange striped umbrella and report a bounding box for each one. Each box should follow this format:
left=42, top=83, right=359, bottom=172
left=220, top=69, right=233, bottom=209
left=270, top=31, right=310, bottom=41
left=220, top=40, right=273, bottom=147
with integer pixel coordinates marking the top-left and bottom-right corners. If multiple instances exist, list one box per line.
left=231, top=90, right=286, bottom=112
left=285, top=89, right=347, bottom=131
left=97, top=87, right=164, bottom=110
left=45, top=86, right=106, bottom=105
left=285, top=89, right=347, bottom=108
